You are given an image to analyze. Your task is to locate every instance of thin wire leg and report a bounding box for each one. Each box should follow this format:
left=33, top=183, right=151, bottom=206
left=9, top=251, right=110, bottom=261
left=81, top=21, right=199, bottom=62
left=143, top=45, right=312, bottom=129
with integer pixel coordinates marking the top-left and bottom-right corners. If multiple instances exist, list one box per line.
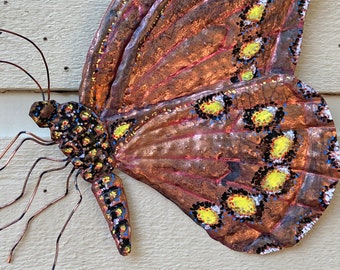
left=7, top=167, right=73, bottom=263
left=0, top=160, right=70, bottom=231
left=0, top=156, right=68, bottom=209
left=0, top=131, right=55, bottom=171
left=0, top=132, right=56, bottom=208
left=52, top=170, right=82, bottom=270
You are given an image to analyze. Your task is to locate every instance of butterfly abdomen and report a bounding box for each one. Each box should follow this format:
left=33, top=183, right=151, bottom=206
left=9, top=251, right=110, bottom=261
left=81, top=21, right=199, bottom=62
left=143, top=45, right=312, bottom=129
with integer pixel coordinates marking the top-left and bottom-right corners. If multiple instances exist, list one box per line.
left=29, top=100, right=132, bottom=255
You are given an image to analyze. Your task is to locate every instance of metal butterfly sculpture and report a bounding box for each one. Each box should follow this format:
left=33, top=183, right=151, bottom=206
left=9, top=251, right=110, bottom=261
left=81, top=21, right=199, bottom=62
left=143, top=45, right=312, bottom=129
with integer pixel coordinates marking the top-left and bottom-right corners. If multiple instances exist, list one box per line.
left=1, top=0, right=339, bottom=268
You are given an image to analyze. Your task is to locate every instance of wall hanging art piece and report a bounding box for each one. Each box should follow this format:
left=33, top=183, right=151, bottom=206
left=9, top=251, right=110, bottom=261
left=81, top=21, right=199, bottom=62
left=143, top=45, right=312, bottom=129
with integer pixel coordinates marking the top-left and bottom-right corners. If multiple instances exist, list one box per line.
left=0, top=0, right=339, bottom=267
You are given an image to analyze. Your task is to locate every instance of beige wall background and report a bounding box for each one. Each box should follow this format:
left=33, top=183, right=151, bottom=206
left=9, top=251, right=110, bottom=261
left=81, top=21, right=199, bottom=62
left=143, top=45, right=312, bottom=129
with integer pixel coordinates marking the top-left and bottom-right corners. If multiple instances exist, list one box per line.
left=0, top=1, right=339, bottom=269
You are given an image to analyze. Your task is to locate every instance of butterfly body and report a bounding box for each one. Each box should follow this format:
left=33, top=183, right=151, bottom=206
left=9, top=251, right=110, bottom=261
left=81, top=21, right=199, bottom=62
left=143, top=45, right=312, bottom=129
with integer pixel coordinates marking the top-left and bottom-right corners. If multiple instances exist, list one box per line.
left=29, top=100, right=131, bottom=255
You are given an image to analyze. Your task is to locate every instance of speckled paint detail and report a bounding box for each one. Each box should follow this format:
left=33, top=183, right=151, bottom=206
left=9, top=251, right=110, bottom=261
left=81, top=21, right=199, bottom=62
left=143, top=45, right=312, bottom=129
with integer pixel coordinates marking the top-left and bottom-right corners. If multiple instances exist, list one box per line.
left=252, top=166, right=297, bottom=195
left=92, top=173, right=131, bottom=255
left=221, top=188, right=265, bottom=222
left=194, top=93, right=232, bottom=120
left=190, top=202, right=224, bottom=230
left=243, top=104, right=285, bottom=132
left=30, top=101, right=116, bottom=181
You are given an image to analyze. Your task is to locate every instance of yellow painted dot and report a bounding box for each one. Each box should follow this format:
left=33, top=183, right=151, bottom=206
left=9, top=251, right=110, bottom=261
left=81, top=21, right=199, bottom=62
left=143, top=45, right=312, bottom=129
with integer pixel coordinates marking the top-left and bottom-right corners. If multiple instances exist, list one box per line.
left=80, top=111, right=91, bottom=121
left=94, top=162, right=103, bottom=170
left=82, top=137, right=91, bottom=146
left=61, top=120, right=69, bottom=129
left=62, top=147, right=73, bottom=154
left=119, top=224, right=127, bottom=232
left=240, top=39, right=262, bottom=60
left=252, top=109, right=274, bottom=127
left=227, top=194, right=256, bottom=216
left=270, top=136, right=292, bottom=159
left=113, top=123, right=131, bottom=140
left=199, top=100, right=224, bottom=116
left=196, top=207, right=219, bottom=226
left=84, top=172, right=93, bottom=180
left=115, top=207, right=123, bottom=217
left=101, top=142, right=109, bottom=149
left=65, top=104, right=74, bottom=113
left=107, top=157, right=115, bottom=165
left=262, top=169, right=288, bottom=193
left=88, top=148, right=97, bottom=157
left=95, top=124, right=105, bottom=134
left=109, top=190, right=118, bottom=199
left=122, top=245, right=131, bottom=254
left=73, top=125, right=84, bottom=134
left=73, top=158, right=83, bottom=167
left=246, top=4, right=265, bottom=22
left=102, top=176, right=111, bottom=183
left=52, top=131, right=61, bottom=139
left=241, top=70, right=255, bottom=81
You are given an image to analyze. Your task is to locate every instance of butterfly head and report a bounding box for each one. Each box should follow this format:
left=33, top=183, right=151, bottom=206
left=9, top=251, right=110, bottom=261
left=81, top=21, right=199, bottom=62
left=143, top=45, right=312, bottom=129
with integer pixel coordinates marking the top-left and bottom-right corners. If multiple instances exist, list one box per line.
left=29, top=100, right=58, bottom=128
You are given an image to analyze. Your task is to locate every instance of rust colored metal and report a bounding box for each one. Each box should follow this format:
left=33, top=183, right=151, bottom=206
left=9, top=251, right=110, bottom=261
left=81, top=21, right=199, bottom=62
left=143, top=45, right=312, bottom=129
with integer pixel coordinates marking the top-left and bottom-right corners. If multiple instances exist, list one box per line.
left=76, top=0, right=339, bottom=254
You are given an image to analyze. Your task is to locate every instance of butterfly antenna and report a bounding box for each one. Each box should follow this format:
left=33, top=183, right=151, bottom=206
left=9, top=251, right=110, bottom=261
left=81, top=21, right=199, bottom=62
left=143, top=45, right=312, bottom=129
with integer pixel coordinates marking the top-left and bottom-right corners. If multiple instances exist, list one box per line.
left=0, top=60, right=45, bottom=98
left=0, top=29, right=51, bottom=100
left=52, top=170, right=82, bottom=270
left=0, top=159, right=69, bottom=231
left=7, top=166, right=72, bottom=264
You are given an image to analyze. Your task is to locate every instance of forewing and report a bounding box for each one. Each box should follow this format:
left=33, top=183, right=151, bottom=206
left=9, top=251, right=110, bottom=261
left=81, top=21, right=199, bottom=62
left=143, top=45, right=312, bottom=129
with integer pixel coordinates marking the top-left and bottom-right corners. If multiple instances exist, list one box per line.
left=79, top=0, right=308, bottom=117
left=79, top=0, right=161, bottom=114
left=111, top=75, right=339, bottom=253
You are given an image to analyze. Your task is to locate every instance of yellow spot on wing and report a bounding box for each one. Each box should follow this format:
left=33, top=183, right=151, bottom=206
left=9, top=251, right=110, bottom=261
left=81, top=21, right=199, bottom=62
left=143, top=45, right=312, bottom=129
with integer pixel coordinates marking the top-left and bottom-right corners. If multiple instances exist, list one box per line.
left=252, top=109, right=274, bottom=127
left=196, top=206, right=219, bottom=225
left=247, top=5, right=265, bottom=22
left=240, top=39, right=262, bottom=60
left=113, top=123, right=131, bottom=140
left=262, top=169, right=288, bottom=193
left=227, top=194, right=256, bottom=216
left=199, top=100, right=224, bottom=116
left=270, top=136, right=292, bottom=159
left=241, top=70, right=255, bottom=81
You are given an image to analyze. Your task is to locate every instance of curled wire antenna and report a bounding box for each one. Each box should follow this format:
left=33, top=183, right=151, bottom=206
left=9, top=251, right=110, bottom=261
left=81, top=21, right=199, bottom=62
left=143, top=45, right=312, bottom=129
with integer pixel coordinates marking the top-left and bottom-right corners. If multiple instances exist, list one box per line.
left=0, top=29, right=51, bottom=100
left=0, top=60, right=45, bottom=95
